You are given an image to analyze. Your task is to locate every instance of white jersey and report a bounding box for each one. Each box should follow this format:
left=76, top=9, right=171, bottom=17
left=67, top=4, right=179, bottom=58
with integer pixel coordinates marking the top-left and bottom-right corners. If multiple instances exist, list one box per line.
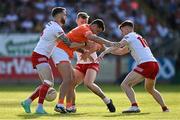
left=34, top=21, right=64, bottom=58
left=76, top=52, right=98, bottom=64
left=123, top=32, right=157, bottom=64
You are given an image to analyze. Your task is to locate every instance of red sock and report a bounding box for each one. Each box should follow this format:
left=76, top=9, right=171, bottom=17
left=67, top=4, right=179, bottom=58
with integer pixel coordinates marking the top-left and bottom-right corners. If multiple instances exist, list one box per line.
left=66, top=101, right=72, bottom=108
left=58, top=99, right=64, bottom=104
left=38, top=83, right=50, bottom=104
left=132, top=103, right=138, bottom=107
left=29, top=85, right=41, bottom=101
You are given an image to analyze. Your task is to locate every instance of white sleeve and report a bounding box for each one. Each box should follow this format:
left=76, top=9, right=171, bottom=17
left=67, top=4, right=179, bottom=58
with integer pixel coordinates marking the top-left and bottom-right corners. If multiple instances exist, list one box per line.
left=122, top=35, right=131, bottom=43
left=54, top=26, right=65, bottom=38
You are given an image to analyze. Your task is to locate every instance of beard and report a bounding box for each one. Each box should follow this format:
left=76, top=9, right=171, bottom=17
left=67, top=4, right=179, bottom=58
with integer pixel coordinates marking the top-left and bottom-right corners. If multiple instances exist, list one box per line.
left=60, top=18, right=66, bottom=25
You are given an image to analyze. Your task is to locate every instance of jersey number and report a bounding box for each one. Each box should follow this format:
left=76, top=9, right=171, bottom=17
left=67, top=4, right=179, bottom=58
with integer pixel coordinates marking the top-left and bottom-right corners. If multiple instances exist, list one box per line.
left=137, top=37, right=148, bottom=48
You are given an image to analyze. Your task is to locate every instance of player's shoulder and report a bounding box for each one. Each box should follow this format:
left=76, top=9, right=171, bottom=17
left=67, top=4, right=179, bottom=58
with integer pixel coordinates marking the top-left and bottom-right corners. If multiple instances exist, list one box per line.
left=45, top=21, right=63, bottom=31
left=79, top=24, right=90, bottom=30
left=125, top=32, right=140, bottom=40
left=125, top=32, right=137, bottom=37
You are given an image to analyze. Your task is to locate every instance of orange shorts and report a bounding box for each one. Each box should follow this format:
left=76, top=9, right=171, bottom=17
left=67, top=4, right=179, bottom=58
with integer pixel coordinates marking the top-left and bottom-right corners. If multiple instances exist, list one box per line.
left=31, top=52, right=49, bottom=69
left=75, top=63, right=100, bottom=75
left=134, top=61, right=159, bottom=79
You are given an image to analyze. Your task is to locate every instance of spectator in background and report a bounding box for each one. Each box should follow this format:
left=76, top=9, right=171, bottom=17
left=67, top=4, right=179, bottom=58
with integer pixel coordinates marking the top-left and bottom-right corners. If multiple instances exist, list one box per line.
left=0, top=0, right=178, bottom=51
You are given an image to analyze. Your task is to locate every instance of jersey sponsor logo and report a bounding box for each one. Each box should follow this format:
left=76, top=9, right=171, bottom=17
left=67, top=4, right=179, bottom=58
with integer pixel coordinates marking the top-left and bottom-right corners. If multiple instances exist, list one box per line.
left=134, top=66, right=143, bottom=72
left=38, top=57, right=47, bottom=62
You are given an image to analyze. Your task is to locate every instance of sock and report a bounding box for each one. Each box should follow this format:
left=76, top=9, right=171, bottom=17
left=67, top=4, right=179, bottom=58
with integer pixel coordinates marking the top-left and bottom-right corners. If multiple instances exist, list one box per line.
left=102, top=97, right=110, bottom=104
left=162, top=106, right=168, bottom=111
left=38, top=83, right=50, bottom=104
left=25, top=98, right=32, bottom=105
left=66, top=102, right=72, bottom=108
left=72, top=105, right=76, bottom=109
left=37, top=103, right=43, bottom=110
left=29, top=85, right=41, bottom=102
left=132, top=103, right=138, bottom=107
left=58, top=99, right=64, bottom=105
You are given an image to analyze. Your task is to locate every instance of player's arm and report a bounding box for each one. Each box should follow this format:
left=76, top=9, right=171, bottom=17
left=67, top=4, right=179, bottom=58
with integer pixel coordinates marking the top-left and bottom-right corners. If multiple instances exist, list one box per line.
left=57, top=34, right=86, bottom=48
left=76, top=48, right=85, bottom=53
left=96, top=40, right=128, bottom=61
left=85, top=33, right=115, bottom=47
left=99, top=40, right=128, bottom=55
left=76, top=48, right=94, bottom=62
left=96, top=47, right=117, bottom=62
left=110, top=45, right=130, bottom=55
left=99, top=44, right=106, bottom=51
left=100, top=47, right=118, bottom=56
left=86, top=42, right=104, bottom=55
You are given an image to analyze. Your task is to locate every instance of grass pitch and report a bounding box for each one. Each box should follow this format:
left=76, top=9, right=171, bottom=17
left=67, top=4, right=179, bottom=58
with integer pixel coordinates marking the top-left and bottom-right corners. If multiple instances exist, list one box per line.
left=0, top=83, right=180, bottom=120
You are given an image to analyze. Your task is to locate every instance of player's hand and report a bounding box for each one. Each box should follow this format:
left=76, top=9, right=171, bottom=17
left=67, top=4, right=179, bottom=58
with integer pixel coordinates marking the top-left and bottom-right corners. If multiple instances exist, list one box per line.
left=80, top=50, right=94, bottom=62
left=81, top=55, right=94, bottom=62
left=84, top=40, right=94, bottom=50
left=95, top=52, right=106, bottom=62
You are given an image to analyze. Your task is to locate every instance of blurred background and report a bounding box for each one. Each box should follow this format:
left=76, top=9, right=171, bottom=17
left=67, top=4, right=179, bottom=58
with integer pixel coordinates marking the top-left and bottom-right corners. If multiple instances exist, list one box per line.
left=0, top=0, right=179, bottom=84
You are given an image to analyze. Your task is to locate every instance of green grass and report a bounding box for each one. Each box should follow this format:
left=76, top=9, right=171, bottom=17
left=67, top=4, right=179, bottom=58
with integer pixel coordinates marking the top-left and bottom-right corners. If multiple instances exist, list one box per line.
left=0, top=83, right=180, bottom=120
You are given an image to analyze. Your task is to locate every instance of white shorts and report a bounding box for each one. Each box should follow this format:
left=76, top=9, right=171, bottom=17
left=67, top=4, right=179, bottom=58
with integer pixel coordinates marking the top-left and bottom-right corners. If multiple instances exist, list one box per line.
left=51, top=47, right=71, bottom=64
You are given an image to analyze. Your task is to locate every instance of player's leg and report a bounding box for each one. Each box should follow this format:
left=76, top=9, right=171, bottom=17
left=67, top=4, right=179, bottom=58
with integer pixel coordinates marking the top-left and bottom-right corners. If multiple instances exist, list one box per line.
left=72, top=69, right=84, bottom=104
left=21, top=84, right=42, bottom=113
left=55, top=61, right=74, bottom=113
left=84, top=68, right=116, bottom=112
left=22, top=62, right=54, bottom=114
left=51, top=47, right=74, bottom=113
left=65, top=84, right=76, bottom=113
left=66, top=69, right=84, bottom=112
left=121, top=71, right=144, bottom=113
left=35, top=63, right=54, bottom=114
left=144, top=78, right=169, bottom=112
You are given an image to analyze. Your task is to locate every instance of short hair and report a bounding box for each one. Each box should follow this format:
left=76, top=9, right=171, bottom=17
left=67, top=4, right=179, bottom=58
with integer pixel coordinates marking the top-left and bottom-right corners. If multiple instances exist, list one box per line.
left=77, top=12, right=89, bottom=19
left=51, top=7, right=66, bottom=17
left=90, top=19, right=105, bottom=32
left=119, top=20, right=134, bottom=29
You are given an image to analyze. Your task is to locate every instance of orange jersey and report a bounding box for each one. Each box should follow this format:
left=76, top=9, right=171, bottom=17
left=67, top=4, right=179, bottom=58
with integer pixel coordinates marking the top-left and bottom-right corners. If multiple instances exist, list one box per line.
left=57, top=24, right=92, bottom=58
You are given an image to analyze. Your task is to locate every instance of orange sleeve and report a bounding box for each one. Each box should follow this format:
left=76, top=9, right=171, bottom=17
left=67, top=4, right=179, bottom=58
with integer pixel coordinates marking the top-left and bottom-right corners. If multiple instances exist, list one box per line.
left=81, top=25, right=93, bottom=38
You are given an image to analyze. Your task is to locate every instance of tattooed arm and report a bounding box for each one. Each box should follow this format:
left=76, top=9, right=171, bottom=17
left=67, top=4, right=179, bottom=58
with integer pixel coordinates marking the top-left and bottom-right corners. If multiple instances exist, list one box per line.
left=86, top=34, right=113, bottom=47
left=57, top=34, right=86, bottom=48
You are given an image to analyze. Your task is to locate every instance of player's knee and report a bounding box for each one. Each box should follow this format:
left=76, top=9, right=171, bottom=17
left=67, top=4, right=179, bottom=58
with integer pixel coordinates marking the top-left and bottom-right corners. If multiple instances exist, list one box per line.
left=44, top=80, right=54, bottom=87
left=84, top=81, right=91, bottom=87
left=145, top=86, right=153, bottom=94
left=121, top=82, right=127, bottom=89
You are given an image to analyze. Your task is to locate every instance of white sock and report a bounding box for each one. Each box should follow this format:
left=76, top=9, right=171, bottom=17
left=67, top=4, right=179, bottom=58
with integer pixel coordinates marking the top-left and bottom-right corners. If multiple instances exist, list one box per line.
left=57, top=104, right=64, bottom=107
left=37, top=103, right=43, bottom=109
left=102, top=97, right=110, bottom=104
left=25, top=99, right=32, bottom=104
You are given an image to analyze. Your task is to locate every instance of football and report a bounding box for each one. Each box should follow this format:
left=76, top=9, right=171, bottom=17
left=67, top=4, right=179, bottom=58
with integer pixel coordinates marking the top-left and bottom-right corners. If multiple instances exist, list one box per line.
left=45, top=87, right=57, bottom=102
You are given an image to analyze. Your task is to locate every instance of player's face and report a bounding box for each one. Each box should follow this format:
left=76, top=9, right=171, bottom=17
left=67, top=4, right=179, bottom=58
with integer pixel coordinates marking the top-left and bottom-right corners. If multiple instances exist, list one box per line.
left=76, top=17, right=88, bottom=26
left=91, top=24, right=103, bottom=34
left=57, top=11, right=67, bottom=25
left=120, top=26, right=130, bottom=36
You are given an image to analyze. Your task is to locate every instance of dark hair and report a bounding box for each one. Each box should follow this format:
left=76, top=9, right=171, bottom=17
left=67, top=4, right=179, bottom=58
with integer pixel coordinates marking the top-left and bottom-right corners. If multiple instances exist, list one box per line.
left=77, top=12, right=89, bottom=19
left=51, top=7, right=66, bottom=17
left=90, top=19, right=105, bottom=32
left=119, top=20, right=134, bottom=29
